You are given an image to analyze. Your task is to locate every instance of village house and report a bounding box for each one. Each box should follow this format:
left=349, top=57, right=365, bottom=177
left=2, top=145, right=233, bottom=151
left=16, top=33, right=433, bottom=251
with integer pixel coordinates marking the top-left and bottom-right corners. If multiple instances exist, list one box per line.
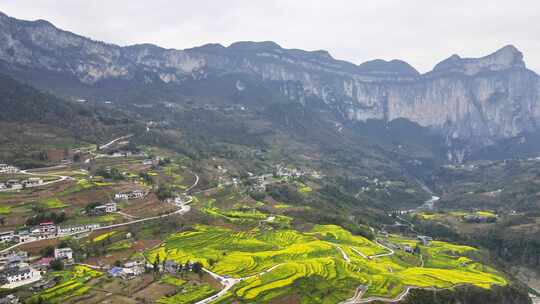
left=33, top=257, right=54, bottom=271
left=0, top=231, right=14, bottom=243
left=37, top=222, right=57, bottom=236
left=123, top=261, right=144, bottom=277
left=5, top=180, right=22, bottom=190
left=0, top=164, right=19, bottom=174
left=54, top=248, right=73, bottom=263
left=107, top=267, right=123, bottom=278
left=142, top=159, right=153, bottom=166
left=417, top=235, right=433, bottom=246
left=164, top=260, right=180, bottom=274
left=57, top=224, right=100, bottom=235
left=0, top=294, right=19, bottom=304
left=114, top=190, right=145, bottom=201
left=403, top=245, right=414, bottom=254
left=91, top=203, right=117, bottom=215
left=0, top=251, right=28, bottom=267
left=12, top=231, right=36, bottom=243
left=0, top=263, right=42, bottom=289
left=22, top=178, right=43, bottom=187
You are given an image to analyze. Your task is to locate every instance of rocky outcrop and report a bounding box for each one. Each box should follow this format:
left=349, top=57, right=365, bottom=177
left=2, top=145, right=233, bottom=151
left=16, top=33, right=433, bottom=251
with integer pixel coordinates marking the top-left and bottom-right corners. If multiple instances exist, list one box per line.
left=0, top=11, right=539, bottom=157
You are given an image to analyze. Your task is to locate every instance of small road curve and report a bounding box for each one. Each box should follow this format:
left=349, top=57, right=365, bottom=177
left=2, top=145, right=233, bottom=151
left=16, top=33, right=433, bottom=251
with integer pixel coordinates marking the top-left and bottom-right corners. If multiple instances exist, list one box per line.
left=369, top=239, right=395, bottom=259
left=336, top=246, right=351, bottom=263
left=348, top=241, right=394, bottom=261
left=98, top=135, right=133, bottom=150
left=116, top=211, right=139, bottom=220
left=0, top=202, right=192, bottom=254
left=0, top=166, right=74, bottom=193
left=396, top=216, right=420, bottom=235
left=350, top=247, right=368, bottom=259
left=341, top=283, right=470, bottom=304
left=184, top=171, right=199, bottom=193
left=195, top=264, right=284, bottom=304
left=0, top=164, right=201, bottom=254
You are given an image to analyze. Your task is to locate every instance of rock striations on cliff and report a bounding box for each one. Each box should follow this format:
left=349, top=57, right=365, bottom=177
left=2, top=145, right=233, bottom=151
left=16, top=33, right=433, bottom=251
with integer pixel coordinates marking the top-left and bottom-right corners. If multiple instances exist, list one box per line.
left=0, top=11, right=539, bottom=160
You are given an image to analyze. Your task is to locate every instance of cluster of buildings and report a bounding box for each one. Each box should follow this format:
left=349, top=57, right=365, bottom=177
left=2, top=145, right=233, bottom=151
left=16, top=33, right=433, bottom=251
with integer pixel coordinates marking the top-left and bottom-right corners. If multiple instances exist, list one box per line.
left=0, top=223, right=101, bottom=245
left=462, top=213, right=497, bottom=223
left=114, top=190, right=145, bottom=201
left=0, top=164, right=19, bottom=174
left=0, top=247, right=74, bottom=291
left=274, top=164, right=308, bottom=179
left=106, top=259, right=200, bottom=281
left=0, top=251, right=41, bottom=289
left=0, top=178, right=43, bottom=191
left=248, top=173, right=273, bottom=192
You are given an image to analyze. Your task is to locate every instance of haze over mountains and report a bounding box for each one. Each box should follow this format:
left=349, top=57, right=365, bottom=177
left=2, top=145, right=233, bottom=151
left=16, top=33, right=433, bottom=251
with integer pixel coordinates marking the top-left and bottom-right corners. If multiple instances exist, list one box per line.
left=1, top=11, right=539, bottom=162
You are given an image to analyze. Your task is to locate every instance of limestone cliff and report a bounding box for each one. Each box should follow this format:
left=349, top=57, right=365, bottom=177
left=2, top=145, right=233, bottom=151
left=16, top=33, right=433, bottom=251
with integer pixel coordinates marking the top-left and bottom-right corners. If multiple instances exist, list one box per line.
left=0, top=11, right=539, bottom=159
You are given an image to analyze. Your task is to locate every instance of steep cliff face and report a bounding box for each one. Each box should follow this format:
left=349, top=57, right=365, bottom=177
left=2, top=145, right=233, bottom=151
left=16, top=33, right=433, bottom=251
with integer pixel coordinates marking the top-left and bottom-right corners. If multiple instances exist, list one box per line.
left=0, top=11, right=539, bottom=158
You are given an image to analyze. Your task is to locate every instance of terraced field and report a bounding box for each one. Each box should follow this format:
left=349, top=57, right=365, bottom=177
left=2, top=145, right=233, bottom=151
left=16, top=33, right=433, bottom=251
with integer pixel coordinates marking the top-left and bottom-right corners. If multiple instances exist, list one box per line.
left=147, top=225, right=506, bottom=303
left=27, top=265, right=102, bottom=304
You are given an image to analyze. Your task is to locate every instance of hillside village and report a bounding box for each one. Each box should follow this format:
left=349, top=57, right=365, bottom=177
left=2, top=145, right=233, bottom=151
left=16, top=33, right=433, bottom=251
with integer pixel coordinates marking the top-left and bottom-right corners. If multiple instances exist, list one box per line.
left=0, top=135, right=518, bottom=304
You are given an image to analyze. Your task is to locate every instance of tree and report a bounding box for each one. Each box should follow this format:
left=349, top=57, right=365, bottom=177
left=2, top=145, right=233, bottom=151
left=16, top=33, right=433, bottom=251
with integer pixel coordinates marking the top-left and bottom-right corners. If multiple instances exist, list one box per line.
left=40, top=246, right=55, bottom=257
left=413, top=244, right=421, bottom=255
left=153, top=255, right=160, bottom=274
left=50, top=259, right=64, bottom=271
left=85, top=202, right=102, bottom=214
left=192, top=262, right=203, bottom=278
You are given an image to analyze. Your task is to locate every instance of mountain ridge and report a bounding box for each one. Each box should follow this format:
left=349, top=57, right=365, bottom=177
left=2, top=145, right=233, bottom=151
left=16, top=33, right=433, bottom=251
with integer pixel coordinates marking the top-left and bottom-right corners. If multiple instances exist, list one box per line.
left=0, top=11, right=539, bottom=162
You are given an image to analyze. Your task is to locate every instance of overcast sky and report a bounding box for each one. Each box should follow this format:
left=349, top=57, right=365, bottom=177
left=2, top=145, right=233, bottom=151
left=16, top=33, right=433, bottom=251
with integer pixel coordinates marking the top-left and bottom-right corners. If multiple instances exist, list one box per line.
left=2, top=0, right=539, bottom=73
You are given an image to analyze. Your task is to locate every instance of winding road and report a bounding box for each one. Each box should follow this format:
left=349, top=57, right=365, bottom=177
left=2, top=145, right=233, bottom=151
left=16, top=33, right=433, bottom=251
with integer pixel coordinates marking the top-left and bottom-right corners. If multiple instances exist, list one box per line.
left=98, top=134, right=133, bottom=150
left=0, top=165, right=74, bottom=192
left=195, top=264, right=284, bottom=304
left=0, top=165, right=199, bottom=254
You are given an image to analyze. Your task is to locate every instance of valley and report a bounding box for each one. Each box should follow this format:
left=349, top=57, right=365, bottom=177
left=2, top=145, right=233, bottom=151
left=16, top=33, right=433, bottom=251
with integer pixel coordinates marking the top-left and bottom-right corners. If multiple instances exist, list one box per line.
left=0, top=7, right=538, bottom=304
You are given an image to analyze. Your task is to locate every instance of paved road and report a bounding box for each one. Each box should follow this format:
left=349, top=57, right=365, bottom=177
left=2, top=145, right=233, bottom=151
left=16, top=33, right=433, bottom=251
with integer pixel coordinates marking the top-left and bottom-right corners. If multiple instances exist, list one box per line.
left=342, top=283, right=470, bottom=304
left=0, top=167, right=199, bottom=254
left=98, top=135, right=133, bottom=150
left=336, top=246, right=351, bottom=263
left=195, top=264, right=284, bottom=304
left=369, top=239, right=395, bottom=259
left=184, top=170, right=199, bottom=193
left=350, top=247, right=368, bottom=259
left=0, top=166, right=74, bottom=192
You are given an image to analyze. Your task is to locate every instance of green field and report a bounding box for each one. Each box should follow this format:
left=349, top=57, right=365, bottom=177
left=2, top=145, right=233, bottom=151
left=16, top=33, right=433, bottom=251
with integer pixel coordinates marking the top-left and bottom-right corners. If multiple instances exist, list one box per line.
left=147, top=224, right=506, bottom=303
left=0, top=205, right=11, bottom=215
left=157, top=282, right=217, bottom=304
left=41, top=197, right=68, bottom=209
left=27, top=265, right=102, bottom=304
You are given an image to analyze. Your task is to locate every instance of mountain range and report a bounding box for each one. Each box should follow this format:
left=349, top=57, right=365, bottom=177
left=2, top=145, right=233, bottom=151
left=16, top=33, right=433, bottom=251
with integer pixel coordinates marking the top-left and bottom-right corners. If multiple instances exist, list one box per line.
left=0, top=11, right=539, bottom=162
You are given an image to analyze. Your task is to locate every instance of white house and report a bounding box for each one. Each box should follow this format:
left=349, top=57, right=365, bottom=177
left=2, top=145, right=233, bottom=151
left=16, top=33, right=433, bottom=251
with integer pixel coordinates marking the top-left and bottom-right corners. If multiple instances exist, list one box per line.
left=0, top=231, right=14, bottom=243
left=54, top=248, right=73, bottom=261
left=105, top=202, right=117, bottom=213
left=0, top=264, right=42, bottom=289
left=0, top=164, right=19, bottom=174
left=92, top=202, right=117, bottom=215
left=23, top=178, right=43, bottom=187
left=114, top=190, right=145, bottom=201
left=57, top=224, right=100, bottom=235
left=37, top=222, right=56, bottom=235
left=13, top=232, right=36, bottom=243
